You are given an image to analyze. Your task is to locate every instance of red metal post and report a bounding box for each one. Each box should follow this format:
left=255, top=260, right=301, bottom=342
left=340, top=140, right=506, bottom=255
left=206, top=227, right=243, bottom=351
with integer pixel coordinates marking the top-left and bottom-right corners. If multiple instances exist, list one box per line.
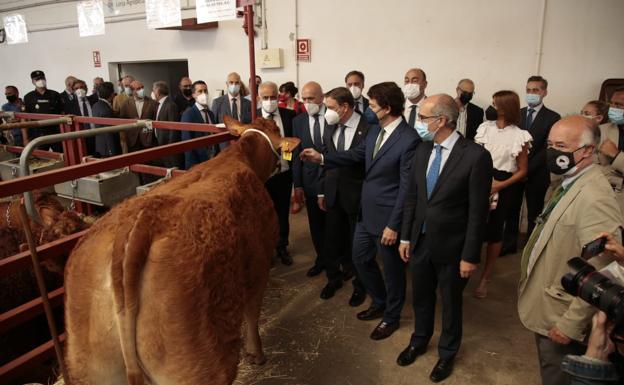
left=245, top=4, right=257, bottom=121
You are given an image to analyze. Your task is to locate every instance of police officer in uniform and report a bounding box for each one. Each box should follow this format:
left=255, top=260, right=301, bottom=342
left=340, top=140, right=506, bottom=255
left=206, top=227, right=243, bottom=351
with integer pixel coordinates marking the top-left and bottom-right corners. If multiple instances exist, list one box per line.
left=24, top=70, right=63, bottom=152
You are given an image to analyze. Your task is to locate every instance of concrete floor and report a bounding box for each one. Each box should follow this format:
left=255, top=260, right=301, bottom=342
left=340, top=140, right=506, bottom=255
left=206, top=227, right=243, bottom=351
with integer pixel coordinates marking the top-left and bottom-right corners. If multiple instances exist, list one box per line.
left=235, top=210, right=541, bottom=385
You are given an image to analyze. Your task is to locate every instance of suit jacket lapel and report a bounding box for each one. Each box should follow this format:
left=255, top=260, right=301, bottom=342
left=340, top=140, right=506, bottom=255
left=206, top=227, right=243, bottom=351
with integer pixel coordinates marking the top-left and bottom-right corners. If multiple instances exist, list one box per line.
left=365, top=126, right=380, bottom=172
left=350, top=117, right=367, bottom=149
left=369, top=125, right=401, bottom=169
left=419, top=141, right=434, bottom=201
left=429, top=138, right=466, bottom=199
left=325, top=124, right=337, bottom=152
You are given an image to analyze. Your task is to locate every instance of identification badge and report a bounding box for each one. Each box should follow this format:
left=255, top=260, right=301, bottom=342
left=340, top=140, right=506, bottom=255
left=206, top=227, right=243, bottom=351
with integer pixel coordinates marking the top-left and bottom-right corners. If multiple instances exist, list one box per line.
left=282, top=151, right=292, bottom=161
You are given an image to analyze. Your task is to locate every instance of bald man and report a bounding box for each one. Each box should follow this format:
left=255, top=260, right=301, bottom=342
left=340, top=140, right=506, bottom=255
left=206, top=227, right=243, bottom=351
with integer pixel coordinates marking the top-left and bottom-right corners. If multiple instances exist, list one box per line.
left=291, top=81, right=327, bottom=271
left=211, top=72, right=252, bottom=124
left=398, top=94, right=492, bottom=382
left=403, top=68, right=428, bottom=129
left=454, top=79, right=483, bottom=140
left=518, top=116, right=623, bottom=385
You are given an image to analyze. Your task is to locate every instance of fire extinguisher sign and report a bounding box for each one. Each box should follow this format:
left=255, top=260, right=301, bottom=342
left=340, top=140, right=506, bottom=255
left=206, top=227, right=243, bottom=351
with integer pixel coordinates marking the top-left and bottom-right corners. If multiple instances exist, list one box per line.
left=297, top=39, right=310, bottom=62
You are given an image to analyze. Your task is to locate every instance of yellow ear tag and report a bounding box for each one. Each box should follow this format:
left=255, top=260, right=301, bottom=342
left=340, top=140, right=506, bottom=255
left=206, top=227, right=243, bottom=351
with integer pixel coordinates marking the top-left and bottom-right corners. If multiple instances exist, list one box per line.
left=282, top=142, right=292, bottom=161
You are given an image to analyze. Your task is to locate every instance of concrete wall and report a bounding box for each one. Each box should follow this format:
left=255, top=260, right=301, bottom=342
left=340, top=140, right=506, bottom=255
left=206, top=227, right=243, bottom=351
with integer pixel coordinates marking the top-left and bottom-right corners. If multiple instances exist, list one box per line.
left=0, top=0, right=622, bottom=115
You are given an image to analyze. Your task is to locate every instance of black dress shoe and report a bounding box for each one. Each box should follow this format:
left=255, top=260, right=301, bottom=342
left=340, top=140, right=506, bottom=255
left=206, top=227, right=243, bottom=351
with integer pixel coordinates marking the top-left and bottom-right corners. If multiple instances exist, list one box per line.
left=429, top=357, right=455, bottom=383
left=277, top=249, right=293, bottom=266
left=348, top=289, right=366, bottom=307
left=356, top=305, right=385, bottom=321
left=306, top=264, right=323, bottom=277
left=370, top=321, right=399, bottom=340
left=320, top=280, right=343, bottom=299
left=396, top=344, right=427, bottom=366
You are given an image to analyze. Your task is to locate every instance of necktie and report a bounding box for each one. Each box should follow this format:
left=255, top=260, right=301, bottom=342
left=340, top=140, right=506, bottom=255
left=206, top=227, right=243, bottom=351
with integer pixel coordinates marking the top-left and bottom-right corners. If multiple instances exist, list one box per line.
left=408, top=105, right=417, bottom=128
left=337, top=124, right=346, bottom=151
left=82, top=98, right=89, bottom=117
left=373, top=128, right=385, bottom=158
left=313, top=114, right=322, bottom=149
left=426, top=145, right=443, bottom=198
left=520, top=185, right=566, bottom=281
left=201, top=108, right=209, bottom=123
left=355, top=102, right=361, bottom=113
left=526, top=108, right=535, bottom=129
left=231, top=98, right=238, bottom=120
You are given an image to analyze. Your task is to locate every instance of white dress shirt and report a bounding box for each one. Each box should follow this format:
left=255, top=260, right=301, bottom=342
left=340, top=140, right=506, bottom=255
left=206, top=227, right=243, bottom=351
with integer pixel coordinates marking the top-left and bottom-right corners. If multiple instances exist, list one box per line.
left=228, top=93, right=241, bottom=120
left=308, top=105, right=326, bottom=142
left=156, top=95, right=167, bottom=120
left=195, top=102, right=211, bottom=123
left=456, top=106, right=468, bottom=137
left=404, top=96, right=426, bottom=124
left=262, top=109, right=289, bottom=173
left=332, top=111, right=360, bottom=150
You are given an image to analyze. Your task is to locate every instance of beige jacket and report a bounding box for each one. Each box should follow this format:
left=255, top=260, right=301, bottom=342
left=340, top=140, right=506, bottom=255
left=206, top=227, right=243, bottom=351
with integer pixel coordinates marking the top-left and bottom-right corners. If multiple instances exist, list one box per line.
left=518, top=166, right=623, bottom=342
left=112, top=92, right=129, bottom=117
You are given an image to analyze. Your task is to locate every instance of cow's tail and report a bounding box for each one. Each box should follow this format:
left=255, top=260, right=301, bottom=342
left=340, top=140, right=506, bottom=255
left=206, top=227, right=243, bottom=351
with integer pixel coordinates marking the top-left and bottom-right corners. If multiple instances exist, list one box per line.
left=111, top=198, right=163, bottom=385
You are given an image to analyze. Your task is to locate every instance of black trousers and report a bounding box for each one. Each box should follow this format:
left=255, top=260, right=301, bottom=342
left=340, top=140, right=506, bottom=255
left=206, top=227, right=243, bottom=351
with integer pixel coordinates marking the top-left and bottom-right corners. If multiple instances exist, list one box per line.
left=305, top=194, right=325, bottom=267
left=409, top=237, right=468, bottom=359
left=265, top=170, right=292, bottom=251
left=504, top=170, right=550, bottom=246
left=323, top=197, right=364, bottom=291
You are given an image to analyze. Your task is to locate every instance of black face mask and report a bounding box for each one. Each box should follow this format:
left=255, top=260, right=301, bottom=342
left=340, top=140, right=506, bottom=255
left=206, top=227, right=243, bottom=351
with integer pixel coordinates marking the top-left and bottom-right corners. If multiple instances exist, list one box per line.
left=182, top=88, right=192, bottom=97
left=6, top=95, right=17, bottom=103
left=485, top=105, right=498, bottom=121
left=546, top=146, right=585, bottom=175
left=459, top=91, right=473, bottom=105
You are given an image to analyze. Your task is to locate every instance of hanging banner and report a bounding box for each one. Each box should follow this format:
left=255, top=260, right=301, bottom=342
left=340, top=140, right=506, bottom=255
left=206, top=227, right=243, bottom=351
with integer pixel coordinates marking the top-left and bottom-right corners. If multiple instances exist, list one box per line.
left=196, top=0, right=237, bottom=23
left=145, top=0, right=181, bottom=29
left=77, top=0, right=106, bottom=37
left=103, top=0, right=145, bottom=17
left=3, top=14, right=28, bottom=45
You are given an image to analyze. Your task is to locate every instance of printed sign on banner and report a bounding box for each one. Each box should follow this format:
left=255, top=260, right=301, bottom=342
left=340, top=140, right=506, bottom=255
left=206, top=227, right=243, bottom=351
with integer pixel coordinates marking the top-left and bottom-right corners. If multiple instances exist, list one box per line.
left=77, top=0, right=106, bottom=37
left=145, top=0, right=181, bottom=29
left=196, top=0, right=237, bottom=24
left=3, top=14, right=28, bottom=45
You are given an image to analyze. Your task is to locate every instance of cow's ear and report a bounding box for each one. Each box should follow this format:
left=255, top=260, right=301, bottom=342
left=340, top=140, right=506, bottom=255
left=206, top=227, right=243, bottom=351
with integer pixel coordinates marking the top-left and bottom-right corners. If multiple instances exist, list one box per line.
left=224, top=115, right=246, bottom=137
left=279, top=137, right=301, bottom=153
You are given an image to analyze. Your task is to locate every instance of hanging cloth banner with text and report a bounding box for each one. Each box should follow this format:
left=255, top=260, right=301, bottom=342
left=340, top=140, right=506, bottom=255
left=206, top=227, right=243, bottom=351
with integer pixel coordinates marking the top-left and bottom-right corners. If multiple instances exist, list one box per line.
left=196, top=0, right=237, bottom=23
left=145, top=0, right=181, bottom=29
left=77, top=0, right=106, bottom=37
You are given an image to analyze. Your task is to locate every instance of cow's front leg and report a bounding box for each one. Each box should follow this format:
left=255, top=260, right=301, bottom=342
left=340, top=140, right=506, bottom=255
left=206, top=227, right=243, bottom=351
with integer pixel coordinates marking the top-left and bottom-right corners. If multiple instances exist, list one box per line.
left=243, top=285, right=267, bottom=365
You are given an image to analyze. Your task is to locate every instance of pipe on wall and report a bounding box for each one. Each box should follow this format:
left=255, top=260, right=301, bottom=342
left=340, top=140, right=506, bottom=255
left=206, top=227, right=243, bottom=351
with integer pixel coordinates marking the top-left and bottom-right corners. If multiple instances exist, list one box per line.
left=535, top=0, right=548, bottom=74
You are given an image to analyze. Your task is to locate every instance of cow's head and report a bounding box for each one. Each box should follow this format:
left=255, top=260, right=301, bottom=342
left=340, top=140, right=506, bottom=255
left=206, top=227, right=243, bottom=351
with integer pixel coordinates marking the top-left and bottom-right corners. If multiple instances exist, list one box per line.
left=224, top=115, right=300, bottom=180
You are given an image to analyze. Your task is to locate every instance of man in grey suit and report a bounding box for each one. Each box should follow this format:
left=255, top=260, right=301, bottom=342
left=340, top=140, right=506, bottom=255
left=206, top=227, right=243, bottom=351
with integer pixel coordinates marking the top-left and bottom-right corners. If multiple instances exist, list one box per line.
left=211, top=72, right=252, bottom=124
left=92, top=82, right=121, bottom=158
left=152, top=80, right=183, bottom=169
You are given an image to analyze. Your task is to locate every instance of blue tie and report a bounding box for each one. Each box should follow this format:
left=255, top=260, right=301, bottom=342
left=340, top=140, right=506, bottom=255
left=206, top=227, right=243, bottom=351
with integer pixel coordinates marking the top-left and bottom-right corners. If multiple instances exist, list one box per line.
left=426, top=144, right=443, bottom=199
left=526, top=108, right=535, bottom=129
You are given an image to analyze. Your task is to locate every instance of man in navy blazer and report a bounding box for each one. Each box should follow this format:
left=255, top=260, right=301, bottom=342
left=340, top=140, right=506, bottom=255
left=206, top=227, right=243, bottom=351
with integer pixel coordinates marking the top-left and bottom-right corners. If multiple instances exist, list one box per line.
left=92, top=82, right=121, bottom=158
left=292, top=81, right=329, bottom=276
left=345, top=70, right=379, bottom=125
left=301, top=82, right=420, bottom=341
left=211, top=72, right=252, bottom=124
left=181, top=80, right=218, bottom=170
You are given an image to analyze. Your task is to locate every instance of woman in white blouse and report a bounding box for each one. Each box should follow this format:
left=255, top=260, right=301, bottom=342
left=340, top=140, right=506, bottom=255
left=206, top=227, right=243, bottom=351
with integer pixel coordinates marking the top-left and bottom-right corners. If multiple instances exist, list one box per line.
left=473, top=90, right=532, bottom=298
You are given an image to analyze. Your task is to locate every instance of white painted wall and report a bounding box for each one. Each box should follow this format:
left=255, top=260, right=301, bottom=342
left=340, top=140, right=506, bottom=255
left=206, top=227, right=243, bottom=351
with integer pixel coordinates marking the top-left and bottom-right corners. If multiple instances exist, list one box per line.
left=0, top=0, right=622, bottom=115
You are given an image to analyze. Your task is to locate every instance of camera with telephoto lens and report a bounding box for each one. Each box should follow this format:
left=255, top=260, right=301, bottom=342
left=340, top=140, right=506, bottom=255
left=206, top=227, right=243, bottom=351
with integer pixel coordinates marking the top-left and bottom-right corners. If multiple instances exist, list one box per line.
left=561, top=257, right=624, bottom=340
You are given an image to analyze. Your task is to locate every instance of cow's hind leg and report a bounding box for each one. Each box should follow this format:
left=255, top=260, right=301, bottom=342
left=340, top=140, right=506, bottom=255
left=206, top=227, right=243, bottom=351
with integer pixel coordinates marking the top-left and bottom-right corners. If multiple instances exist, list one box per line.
left=243, top=271, right=269, bottom=365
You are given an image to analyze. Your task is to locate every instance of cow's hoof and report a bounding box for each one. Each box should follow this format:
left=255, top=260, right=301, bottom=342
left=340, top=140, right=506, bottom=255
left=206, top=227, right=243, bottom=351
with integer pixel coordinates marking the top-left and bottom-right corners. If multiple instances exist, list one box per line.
left=244, top=352, right=267, bottom=366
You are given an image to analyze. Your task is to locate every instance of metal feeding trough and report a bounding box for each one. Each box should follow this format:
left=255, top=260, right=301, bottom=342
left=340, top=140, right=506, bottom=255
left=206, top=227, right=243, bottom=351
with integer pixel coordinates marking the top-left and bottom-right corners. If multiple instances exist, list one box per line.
left=0, top=155, right=63, bottom=181
left=54, top=167, right=140, bottom=207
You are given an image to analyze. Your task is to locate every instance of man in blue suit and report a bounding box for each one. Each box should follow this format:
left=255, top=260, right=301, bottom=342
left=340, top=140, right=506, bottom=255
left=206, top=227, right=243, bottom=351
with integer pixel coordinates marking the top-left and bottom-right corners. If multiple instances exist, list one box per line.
left=181, top=80, right=218, bottom=170
left=345, top=70, right=378, bottom=125
left=301, top=82, right=420, bottom=341
left=91, top=82, right=121, bottom=158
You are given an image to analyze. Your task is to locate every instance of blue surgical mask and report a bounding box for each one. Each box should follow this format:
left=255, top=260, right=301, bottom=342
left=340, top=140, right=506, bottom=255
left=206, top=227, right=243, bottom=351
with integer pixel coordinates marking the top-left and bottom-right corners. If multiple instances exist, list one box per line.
left=136, top=89, right=145, bottom=98
left=609, top=107, right=624, bottom=125
left=228, top=84, right=240, bottom=95
left=526, top=93, right=541, bottom=106
left=415, top=120, right=436, bottom=141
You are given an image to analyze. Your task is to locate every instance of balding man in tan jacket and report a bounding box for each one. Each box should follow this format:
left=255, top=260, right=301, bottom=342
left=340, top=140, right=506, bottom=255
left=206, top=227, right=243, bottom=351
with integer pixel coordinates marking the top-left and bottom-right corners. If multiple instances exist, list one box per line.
left=518, top=116, right=623, bottom=385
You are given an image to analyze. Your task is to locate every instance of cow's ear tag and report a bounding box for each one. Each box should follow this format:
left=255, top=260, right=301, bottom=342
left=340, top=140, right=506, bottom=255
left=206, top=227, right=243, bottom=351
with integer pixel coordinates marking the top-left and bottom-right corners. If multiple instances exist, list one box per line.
left=281, top=142, right=292, bottom=161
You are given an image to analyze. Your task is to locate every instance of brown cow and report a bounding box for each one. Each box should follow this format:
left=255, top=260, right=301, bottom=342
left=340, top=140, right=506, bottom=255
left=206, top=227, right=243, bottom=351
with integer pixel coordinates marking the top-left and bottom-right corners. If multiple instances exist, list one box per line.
left=64, top=116, right=300, bottom=385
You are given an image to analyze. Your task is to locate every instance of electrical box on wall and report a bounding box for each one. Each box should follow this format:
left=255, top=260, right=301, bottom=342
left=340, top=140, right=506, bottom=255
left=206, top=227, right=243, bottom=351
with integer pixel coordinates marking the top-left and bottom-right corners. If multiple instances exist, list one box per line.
left=257, top=48, right=283, bottom=69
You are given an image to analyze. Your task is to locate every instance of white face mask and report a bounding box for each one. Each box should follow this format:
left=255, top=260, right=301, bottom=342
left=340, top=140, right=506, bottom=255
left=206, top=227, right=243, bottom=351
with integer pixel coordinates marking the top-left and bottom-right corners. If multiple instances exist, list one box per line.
left=35, top=79, right=46, bottom=88
left=75, top=89, right=87, bottom=98
left=262, top=99, right=278, bottom=113
left=196, top=92, right=209, bottom=106
left=124, top=86, right=132, bottom=95
left=349, top=86, right=362, bottom=99
left=324, top=108, right=340, bottom=125
left=403, top=83, right=420, bottom=100
left=228, top=84, right=240, bottom=95
left=150, top=91, right=157, bottom=100
left=305, top=102, right=321, bottom=116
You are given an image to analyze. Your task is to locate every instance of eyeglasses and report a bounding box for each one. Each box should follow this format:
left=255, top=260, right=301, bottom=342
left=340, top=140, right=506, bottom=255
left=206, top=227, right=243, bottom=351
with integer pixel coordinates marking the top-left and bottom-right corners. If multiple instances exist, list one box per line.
left=417, top=114, right=441, bottom=122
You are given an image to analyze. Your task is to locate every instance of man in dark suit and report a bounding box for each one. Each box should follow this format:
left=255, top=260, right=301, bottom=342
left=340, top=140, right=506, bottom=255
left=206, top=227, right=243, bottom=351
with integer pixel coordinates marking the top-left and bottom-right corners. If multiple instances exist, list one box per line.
left=345, top=70, right=378, bottom=125
left=91, top=82, right=121, bottom=158
left=60, top=75, right=77, bottom=113
left=66, top=79, right=97, bottom=155
left=181, top=80, right=218, bottom=170
left=454, top=79, right=484, bottom=140
left=258, top=81, right=297, bottom=265
left=292, top=81, right=328, bottom=274
left=317, top=87, right=370, bottom=307
left=397, top=94, right=493, bottom=383
left=152, top=80, right=183, bottom=169
left=301, top=82, right=420, bottom=341
left=503, top=76, right=560, bottom=254
left=211, top=72, right=252, bottom=124
left=118, top=80, right=158, bottom=153
left=173, top=76, right=194, bottom=119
